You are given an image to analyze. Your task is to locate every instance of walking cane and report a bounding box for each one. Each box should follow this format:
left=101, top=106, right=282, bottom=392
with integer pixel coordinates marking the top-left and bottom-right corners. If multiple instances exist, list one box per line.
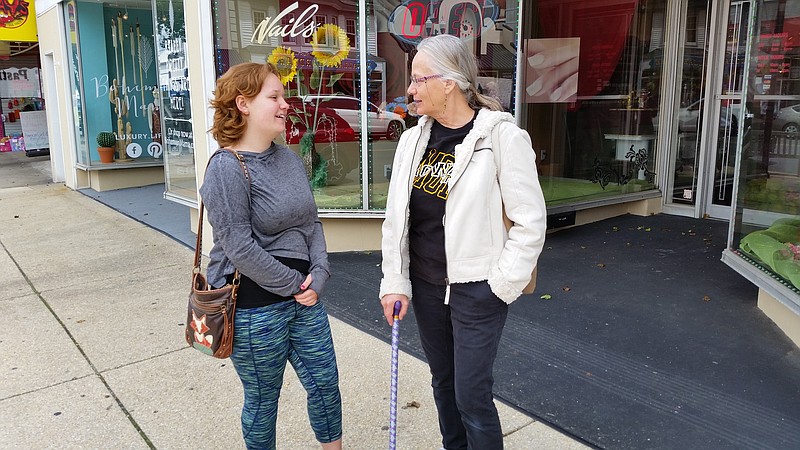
left=389, top=300, right=402, bottom=450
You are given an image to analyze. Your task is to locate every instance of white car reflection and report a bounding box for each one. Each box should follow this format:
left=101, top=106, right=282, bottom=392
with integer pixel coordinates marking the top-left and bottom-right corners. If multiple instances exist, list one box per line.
left=773, top=104, right=800, bottom=134
left=301, top=95, right=406, bottom=141
left=678, top=99, right=747, bottom=133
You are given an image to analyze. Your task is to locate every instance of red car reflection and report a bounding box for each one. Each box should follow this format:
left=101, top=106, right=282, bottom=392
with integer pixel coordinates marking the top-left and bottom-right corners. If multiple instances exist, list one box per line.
left=284, top=97, right=357, bottom=144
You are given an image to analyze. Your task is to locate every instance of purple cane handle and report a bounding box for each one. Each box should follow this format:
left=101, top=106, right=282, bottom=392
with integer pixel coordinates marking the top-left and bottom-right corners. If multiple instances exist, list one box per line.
left=389, top=300, right=401, bottom=450
left=393, top=301, right=402, bottom=318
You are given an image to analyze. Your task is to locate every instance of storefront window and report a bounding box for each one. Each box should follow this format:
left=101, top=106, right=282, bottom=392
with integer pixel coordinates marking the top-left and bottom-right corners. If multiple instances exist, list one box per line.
left=67, top=0, right=161, bottom=168
left=64, top=0, right=89, bottom=165
left=730, top=0, right=800, bottom=293
left=155, top=0, right=197, bottom=203
left=210, top=0, right=520, bottom=211
left=212, top=0, right=363, bottom=209
left=524, top=0, right=665, bottom=207
left=368, top=0, right=519, bottom=209
left=668, top=1, right=712, bottom=207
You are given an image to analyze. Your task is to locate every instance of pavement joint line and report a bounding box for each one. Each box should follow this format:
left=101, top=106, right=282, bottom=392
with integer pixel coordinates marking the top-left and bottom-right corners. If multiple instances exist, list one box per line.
left=494, top=393, right=598, bottom=449
left=0, top=238, right=157, bottom=450
left=100, top=347, right=190, bottom=374
left=0, top=293, right=33, bottom=302
left=0, top=373, right=95, bottom=402
left=500, top=418, right=536, bottom=437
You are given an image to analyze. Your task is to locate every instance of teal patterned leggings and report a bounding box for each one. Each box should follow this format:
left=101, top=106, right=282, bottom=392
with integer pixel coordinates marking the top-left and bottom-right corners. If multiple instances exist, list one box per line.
left=230, top=301, right=342, bottom=449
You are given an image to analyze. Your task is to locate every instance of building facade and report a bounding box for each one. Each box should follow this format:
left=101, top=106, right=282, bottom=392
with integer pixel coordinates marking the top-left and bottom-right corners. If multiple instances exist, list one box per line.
left=36, top=0, right=800, bottom=343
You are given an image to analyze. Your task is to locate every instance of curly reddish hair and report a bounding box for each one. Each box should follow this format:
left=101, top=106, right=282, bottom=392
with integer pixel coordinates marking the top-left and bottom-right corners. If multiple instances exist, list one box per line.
left=209, top=62, right=279, bottom=147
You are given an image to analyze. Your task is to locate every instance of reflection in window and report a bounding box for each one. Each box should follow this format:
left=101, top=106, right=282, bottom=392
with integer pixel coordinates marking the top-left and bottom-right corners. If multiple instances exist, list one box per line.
left=214, top=0, right=363, bottom=209
left=669, top=1, right=710, bottom=206
left=524, top=0, right=666, bottom=207
left=370, top=0, right=520, bottom=209
left=156, top=0, right=197, bottom=203
left=64, top=0, right=89, bottom=165
left=212, top=0, right=519, bottom=211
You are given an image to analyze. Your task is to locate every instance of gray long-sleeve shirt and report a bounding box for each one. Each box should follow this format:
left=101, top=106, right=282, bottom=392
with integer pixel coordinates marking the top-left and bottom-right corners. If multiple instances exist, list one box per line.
left=199, top=145, right=329, bottom=297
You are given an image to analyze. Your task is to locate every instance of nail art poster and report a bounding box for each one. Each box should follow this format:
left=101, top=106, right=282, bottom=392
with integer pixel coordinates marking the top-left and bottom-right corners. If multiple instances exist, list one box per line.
left=524, top=38, right=580, bottom=104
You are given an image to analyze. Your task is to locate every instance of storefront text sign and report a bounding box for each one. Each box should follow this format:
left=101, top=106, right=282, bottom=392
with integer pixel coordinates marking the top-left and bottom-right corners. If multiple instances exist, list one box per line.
left=19, top=111, right=48, bottom=150
left=0, top=67, right=40, bottom=98
left=164, top=119, right=193, bottom=156
left=250, top=2, right=319, bottom=44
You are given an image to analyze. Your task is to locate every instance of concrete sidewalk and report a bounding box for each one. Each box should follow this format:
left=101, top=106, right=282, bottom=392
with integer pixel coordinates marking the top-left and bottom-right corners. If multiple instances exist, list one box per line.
left=0, top=181, right=587, bottom=449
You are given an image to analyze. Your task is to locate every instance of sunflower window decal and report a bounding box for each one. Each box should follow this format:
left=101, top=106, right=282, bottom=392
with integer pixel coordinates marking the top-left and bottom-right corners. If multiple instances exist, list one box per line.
left=268, top=23, right=351, bottom=189
left=268, top=46, right=297, bottom=85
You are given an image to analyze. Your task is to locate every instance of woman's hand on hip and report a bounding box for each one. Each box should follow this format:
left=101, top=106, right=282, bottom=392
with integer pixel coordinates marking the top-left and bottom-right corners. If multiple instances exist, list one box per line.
left=380, top=294, right=409, bottom=326
left=294, top=274, right=318, bottom=306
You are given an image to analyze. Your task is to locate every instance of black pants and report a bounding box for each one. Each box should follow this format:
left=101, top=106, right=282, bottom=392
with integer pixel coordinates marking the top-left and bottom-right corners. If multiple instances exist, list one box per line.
left=410, top=277, right=509, bottom=450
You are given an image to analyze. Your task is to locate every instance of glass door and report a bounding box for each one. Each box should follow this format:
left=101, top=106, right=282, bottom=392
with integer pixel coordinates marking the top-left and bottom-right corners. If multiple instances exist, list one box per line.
left=704, top=0, right=754, bottom=219
left=667, top=0, right=713, bottom=208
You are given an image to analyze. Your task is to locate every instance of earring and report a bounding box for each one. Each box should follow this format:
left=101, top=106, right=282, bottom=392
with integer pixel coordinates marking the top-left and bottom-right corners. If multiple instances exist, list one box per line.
left=443, top=93, right=448, bottom=115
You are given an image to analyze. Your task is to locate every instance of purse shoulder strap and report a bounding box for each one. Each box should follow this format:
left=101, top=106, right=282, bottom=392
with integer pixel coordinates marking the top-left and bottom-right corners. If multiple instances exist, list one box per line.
left=193, top=149, right=250, bottom=271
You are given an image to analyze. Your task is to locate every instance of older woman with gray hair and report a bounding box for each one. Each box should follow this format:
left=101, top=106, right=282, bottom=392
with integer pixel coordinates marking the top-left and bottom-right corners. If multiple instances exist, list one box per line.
left=379, top=33, right=548, bottom=449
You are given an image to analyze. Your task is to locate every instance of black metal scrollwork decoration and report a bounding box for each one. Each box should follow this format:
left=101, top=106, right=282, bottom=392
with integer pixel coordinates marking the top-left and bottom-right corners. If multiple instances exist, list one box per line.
left=591, top=145, right=656, bottom=190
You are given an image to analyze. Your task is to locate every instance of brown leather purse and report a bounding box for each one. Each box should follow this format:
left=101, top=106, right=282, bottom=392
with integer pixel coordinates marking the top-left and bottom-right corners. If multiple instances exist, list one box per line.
left=185, top=149, right=250, bottom=358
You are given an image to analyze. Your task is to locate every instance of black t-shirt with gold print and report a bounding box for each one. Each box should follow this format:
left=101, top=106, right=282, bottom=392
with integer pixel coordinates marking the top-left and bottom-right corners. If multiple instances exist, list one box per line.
left=409, top=113, right=476, bottom=285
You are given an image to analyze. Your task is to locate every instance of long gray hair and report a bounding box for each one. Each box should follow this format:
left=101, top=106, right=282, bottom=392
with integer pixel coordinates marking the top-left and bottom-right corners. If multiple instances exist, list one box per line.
left=416, top=34, right=503, bottom=112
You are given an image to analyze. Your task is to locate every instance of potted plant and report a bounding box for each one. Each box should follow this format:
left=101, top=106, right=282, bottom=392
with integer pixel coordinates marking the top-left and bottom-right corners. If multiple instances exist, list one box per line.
left=96, top=131, right=116, bottom=163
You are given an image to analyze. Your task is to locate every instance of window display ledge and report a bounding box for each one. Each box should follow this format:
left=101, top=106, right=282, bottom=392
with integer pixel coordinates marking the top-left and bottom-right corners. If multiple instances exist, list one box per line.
left=547, top=189, right=662, bottom=215
left=77, top=161, right=164, bottom=171
left=722, top=249, right=800, bottom=316
left=165, top=192, right=198, bottom=209
left=318, top=211, right=387, bottom=219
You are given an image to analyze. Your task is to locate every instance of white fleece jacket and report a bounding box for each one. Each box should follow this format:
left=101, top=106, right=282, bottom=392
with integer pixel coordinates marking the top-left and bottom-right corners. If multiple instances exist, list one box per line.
left=379, top=109, right=547, bottom=304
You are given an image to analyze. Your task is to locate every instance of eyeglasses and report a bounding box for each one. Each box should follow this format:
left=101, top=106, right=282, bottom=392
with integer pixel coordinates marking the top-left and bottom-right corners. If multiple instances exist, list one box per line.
left=409, top=74, right=444, bottom=86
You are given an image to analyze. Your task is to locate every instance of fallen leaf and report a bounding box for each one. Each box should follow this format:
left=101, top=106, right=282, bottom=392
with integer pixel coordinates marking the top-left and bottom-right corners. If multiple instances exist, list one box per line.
left=540, top=294, right=552, bottom=300
left=596, top=263, right=606, bottom=268
left=703, top=295, right=711, bottom=302
left=402, top=401, right=420, bottom=409
left=562, top=286, right=571, bottom=292
left=645, top=227, right=651, bottom=232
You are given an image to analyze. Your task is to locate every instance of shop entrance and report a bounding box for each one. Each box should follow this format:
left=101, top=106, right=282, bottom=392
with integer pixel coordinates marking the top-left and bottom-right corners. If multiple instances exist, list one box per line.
left=666, top=0, right=753, bottom=220
left=703, top=0, right=754, bottom=220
